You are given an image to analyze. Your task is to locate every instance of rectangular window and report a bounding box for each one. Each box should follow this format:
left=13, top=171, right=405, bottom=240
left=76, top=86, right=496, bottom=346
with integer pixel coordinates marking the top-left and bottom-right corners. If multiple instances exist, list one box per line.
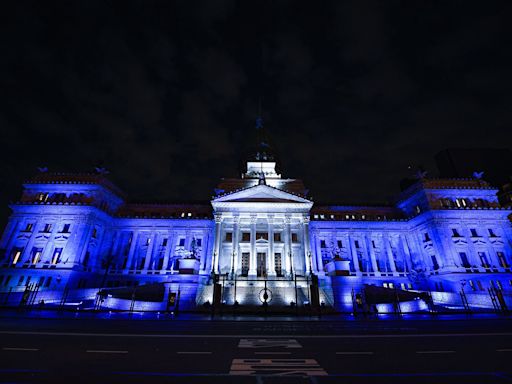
left=4, top=276, right=11, bottom=286
left=196, top=238, right=202, bottom=247
left=256, top=232, right=268, bottom=241
left=478, top=252, right=489, bottom=268
left=61, top=224, right=71, bottom=233
left=178, top=238, right=186, bottom=247
left=12, top=248, right=23, bottom=265
left=38, top=276, right=44, bottom=287
left=497, top=252, right=509, bottom=268
left=431, top=255, right=440, bottom=270
left=470, top=229, right=479, bottom=237
left=241, top=253, right=250, bottom=276
left=17, top=276, right=24, bottom=286
left=25, top=276, right=31, bottom=286
left=452, top=228, right=460, bottom=237
left=320, top=240, right=327, bottom=248
left=43, top=223, right=52, bottom=233
left=52, top=248, right=62, bottom=265
left=273, top=233, right=281, bottom=242
left=32, top=248, right=43, bottom=265
left=354, top=240, right=360, bottom=248
left=225, top=232, right=233, bottom=242
left=477, top=280, right=484, bottom=291
left=424, top=233, right=431, bottom=241
left=162, top=238, right=168, bottom=246
left=338, top=240, right=343, bottom=248
left=24, top=223, right=33, bottom=232
left=146, top=237, right=151, bottom=246
left=469, top=280, right=476, bottom=291
left=459, top=252, right=470, bottom=268
left=291, top=233, right=299, bottom=243
left=488, top=229, right=497, bottom=237
left=274, top=253, right=282, bottom=276
left=91, top=228, right=97, bottom=238
left=241, top=233, right=250, bottom=242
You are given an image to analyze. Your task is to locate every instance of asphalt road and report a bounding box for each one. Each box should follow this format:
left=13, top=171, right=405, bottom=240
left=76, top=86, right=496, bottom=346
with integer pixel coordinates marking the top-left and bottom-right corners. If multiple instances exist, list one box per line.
left=0, top=312, right=511, bottom=383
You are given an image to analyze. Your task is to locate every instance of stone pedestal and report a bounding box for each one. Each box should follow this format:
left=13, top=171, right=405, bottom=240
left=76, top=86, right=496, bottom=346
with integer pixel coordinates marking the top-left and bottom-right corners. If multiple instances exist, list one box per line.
left=325, top=259, right=351, bottom=276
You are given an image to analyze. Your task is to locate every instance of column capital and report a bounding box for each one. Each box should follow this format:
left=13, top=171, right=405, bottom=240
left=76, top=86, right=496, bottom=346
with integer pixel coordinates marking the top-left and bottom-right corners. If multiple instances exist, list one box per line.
left=214, top=214, right=223, bottom=224
left=284, top=215, right=292, bottom=225
left=302, top=215, right=310, bottom=225
left=233, top=215, right=240, bottom=224
left=250, top=214, right=257, bottom=224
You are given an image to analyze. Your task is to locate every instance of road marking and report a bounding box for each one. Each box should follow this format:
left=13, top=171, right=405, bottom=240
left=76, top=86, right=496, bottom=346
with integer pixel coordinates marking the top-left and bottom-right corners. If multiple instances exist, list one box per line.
left=416, top=350, right=455, bottom=354
left=254, top=352, right=292, bottom=355
left=177, top=351, right=212, bottom=355
left=497, top=349, right=512, bottom=352
left=239, top=339, right=302, bottom=349
left=1, top=331, right=511, bottom=339
left=230, top=358, right=327, bottom=376
left=336, top=351, right=373, bottom=355
left=2, top=347, right=39, bottom=352
left=86, top=350, right=128, bottom=354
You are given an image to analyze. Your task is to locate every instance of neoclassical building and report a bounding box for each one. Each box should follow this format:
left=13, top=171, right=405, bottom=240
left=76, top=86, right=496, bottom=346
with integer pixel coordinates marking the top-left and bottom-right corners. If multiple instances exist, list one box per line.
left=1, top=141, right=511, bottom=313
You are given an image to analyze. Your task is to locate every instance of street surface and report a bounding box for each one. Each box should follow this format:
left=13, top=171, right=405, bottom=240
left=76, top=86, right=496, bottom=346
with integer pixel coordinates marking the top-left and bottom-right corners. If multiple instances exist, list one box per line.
left=0, top=311, right=511, bottom=383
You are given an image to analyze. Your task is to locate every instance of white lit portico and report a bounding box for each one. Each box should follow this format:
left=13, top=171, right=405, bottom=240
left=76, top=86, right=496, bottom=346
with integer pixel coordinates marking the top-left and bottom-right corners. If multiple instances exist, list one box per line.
left=211, top=181, right=313, bottom=279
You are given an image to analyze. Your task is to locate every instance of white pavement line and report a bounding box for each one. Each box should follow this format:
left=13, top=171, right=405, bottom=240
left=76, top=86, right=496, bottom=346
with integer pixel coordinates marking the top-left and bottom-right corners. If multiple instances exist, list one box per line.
left=1, top=330, right=511, bottom=339
left=336, top=351, right=374, bottom=355
left=497, top=349, right=512, bottom=352
left=2, top=347, right=39, bottom=352
left=416, top=350, right=455, bottom=354
left=239, top=338, right=302, bottom=348
left=177, top=351, right=212, bottom=355
left=86, top=350, right=128, bottom=354
left=254, top=352, right=292, bottom=355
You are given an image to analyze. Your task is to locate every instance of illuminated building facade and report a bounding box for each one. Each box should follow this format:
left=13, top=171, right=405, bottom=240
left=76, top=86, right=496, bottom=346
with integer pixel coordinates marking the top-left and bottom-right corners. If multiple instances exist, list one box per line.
left=1, top=147, right=512, bottom=312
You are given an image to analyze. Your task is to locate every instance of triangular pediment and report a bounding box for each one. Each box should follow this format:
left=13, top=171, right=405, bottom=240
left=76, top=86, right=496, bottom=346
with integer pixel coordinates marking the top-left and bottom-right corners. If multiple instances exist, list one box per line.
left=212, top=184, right=311, bottom=204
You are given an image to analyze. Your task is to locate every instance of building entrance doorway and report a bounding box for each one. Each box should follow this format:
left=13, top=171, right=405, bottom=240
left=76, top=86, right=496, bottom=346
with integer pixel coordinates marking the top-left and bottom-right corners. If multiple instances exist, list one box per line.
left=257, top=252, right=267, bottom=277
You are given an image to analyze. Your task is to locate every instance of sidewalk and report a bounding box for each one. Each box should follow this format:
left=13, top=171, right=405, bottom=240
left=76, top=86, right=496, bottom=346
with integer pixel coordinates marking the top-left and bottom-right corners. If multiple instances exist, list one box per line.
left=0, top=307, right=507, bottom=322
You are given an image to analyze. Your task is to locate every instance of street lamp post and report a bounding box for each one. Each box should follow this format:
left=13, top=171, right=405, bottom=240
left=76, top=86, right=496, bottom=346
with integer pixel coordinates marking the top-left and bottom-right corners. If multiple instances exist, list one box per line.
left=230, top=251, right=235, bottom=279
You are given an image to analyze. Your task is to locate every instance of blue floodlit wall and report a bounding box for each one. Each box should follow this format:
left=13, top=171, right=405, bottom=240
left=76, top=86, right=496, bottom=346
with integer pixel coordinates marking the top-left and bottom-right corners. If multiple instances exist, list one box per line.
left=0, top=174, right=511, bottom=312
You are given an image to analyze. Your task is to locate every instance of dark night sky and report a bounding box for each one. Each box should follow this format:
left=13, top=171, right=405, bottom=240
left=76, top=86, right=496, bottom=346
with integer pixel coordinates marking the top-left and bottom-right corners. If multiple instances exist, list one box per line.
left=1, top=1, right=512, bottom=224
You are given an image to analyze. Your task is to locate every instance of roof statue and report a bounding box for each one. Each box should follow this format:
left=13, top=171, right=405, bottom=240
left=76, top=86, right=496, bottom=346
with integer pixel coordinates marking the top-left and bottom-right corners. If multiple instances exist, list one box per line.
left=473, top=171, right=484, bottom=179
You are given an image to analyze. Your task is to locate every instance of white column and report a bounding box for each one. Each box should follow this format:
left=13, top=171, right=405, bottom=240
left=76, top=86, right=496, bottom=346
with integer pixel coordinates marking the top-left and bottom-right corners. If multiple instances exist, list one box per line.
left=413, top=231, right=432, bottom=272
left=314, top=231, right=323, bottom=273
left=385, top=234, right=397, bottom=273
left=125, top=231, right=139, bottom=271
left=399, top=234, right=412, bottom=272
left=232, top=216, right=240, bottom=275
left=20, top=225, right=39, bottom=266
left=213, top=214, right=222, bottom=274
left=285, top=215, right=293, bottom=276
left=0, top=220, right=19, bottom=253
left=110, top=231, right=123, bottom=269
left=366, top=235, right=379, bottom=274
left=161, top=231, right=174, bottom=271
left=349, top=235, right=360, bottom=273
left=268, top=215, right=276, bottom=276
left=143, top=232, right=156, bottom=272
left=248, top=215, right=257, bottom=277
left=302, top=216, right=312, bottom=275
